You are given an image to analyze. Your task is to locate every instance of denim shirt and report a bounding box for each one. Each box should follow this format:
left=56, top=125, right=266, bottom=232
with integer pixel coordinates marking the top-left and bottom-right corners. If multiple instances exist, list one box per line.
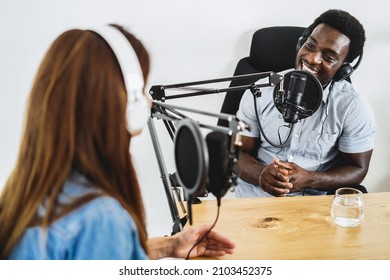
left=9, top=172, right=148, bottom=260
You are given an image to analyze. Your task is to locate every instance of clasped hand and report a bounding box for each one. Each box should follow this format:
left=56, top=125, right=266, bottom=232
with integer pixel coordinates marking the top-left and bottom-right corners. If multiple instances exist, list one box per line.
left=258, top=159, right=310, bottom=196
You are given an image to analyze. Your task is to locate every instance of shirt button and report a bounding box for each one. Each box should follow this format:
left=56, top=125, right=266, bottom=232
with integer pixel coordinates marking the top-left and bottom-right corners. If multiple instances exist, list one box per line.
left=294, top=133, right=299, bottom=138
left=288, top=155, right=294, bottom=161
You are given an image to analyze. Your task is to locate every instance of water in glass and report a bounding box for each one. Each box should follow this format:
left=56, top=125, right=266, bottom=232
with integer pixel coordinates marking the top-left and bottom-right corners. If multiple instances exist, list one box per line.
left=331, top=187, right=364, bottom=227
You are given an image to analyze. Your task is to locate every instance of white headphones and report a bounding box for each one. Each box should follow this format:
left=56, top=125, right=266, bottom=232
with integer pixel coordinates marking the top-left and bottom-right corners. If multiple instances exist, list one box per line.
left=87, top=25, right=150, bottom=133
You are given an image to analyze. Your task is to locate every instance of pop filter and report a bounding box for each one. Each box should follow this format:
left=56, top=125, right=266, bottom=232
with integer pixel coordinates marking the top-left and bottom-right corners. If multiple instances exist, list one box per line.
left=174, top=119, right=208, bottom=196
left=273, top=70, right=322, bottom=123
left=174, top=119, right=232, bottom=224
left=174, top=119, right=208, bottom=224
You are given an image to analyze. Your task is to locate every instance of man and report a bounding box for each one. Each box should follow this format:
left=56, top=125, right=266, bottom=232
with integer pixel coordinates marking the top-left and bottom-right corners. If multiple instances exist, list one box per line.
left=234, top=9, right=377, bottom=198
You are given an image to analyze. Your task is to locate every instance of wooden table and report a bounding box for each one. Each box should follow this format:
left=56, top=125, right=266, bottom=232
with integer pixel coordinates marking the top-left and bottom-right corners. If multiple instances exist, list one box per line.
left=190, top=192, right=390, bottom=259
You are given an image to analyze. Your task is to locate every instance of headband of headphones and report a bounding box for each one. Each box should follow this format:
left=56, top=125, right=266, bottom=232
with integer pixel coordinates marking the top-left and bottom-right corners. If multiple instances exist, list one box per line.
left=88, top=25, right=144, bottom=101
left=86, top=25, right=150, bottom=132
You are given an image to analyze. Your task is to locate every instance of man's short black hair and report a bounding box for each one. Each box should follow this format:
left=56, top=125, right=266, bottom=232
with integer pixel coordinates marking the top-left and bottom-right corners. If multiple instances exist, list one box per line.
left=310, top=9, right=365, bottom=62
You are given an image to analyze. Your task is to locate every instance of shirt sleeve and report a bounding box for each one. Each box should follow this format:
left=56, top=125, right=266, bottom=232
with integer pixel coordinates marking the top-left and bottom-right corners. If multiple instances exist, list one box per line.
left=236, top=88, right=261, bottom=138
left=68, top=197, right=148, bottom=260
left=338, top=94, right=377, bottom=153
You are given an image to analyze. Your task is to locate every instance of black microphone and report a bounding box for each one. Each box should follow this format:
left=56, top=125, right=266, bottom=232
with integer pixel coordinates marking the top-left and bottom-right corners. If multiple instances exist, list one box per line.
left=283, top=72, right=307, bottom=123
left=273, top=70, right=323, bottom=124
left=174, top=120, right=232, bottom=224
left=205, top=131, right=229, bottom=204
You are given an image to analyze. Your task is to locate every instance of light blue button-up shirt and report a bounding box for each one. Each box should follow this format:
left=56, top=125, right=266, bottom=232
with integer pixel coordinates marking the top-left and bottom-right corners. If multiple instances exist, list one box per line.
left=9, top=172, right=148, bottom=260
left=235, top=69, right=377, bottom=198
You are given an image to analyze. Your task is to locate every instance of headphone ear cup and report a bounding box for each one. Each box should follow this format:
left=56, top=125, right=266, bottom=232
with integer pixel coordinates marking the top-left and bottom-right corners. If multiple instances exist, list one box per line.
left=126, top=93, right=150, bottom=133
left=333, top=63, right=354, bottom=82
left=296, top=25, right=313, bottom=54
left=296, top=36, right=305, bottom=53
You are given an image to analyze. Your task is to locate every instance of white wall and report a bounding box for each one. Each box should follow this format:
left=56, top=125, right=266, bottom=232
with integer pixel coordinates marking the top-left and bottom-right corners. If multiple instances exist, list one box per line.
left=1, top=0, right=389, bottom=237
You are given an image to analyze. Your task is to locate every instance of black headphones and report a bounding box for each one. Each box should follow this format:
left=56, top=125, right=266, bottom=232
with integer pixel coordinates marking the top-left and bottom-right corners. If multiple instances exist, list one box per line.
left=296, top=24, right=363, bottom=82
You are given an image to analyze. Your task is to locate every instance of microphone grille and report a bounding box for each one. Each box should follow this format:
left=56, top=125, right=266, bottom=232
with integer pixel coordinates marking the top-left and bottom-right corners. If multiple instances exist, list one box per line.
left=274, top=70, right=323, bottom=120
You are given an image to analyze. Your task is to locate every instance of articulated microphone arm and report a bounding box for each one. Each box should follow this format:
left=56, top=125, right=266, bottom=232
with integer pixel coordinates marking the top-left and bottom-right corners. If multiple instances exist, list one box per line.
left=149, top=71, right=282, bottom=143
left=151, top=100, right=248, bottom=134
left=147, top=70, right=322, bottom=233
left=147, top=71, right=283, bottom=234
left=150, top=100, right=249, bottom=185
left=148, top=101, right=248, bottom=233
left=149, top=71, right=283, bottom=101
left=147, top=118, right=185, bottom=235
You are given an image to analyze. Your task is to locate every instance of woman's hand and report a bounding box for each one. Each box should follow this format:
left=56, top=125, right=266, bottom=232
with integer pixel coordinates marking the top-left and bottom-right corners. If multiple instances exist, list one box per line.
left=171, top=224, right=235, bottom=259
left=148, top=224, right=235, bottom=259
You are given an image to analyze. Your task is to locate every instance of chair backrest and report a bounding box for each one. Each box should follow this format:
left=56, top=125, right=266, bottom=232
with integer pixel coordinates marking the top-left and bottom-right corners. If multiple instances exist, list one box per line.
left=218, top=26, right=305, bottom=127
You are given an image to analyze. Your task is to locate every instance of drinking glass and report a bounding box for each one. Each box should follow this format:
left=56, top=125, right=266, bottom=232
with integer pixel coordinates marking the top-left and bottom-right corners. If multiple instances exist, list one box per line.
left=331, top=187, right=364, bottom=227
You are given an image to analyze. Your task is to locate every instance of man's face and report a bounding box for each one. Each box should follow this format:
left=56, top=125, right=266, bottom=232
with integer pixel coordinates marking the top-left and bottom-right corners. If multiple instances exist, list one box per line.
left=295, top=23, right=350, bottom=86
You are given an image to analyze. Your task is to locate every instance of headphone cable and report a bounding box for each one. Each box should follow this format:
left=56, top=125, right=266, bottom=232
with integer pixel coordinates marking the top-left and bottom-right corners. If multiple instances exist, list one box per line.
left=253, top=94, right=294, bottom=148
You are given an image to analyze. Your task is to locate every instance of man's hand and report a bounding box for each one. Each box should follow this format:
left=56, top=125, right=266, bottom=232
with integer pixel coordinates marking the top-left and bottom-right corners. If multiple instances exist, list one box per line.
left=273, top=159, right=311, bottom=192
left=258, top=161, right=293, bottom=196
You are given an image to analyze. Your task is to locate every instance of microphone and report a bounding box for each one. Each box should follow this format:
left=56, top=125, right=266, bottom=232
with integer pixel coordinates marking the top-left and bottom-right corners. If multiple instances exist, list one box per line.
left=174, top=120, right=232, bottom=224
left=283, top=72, right=307, bottom=123
left=274, top=70, right=322, bottom=124
left=205, top=131, right=229, bottom=203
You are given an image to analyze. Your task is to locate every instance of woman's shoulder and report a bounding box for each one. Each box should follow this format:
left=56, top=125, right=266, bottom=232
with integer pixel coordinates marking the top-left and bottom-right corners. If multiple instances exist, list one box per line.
left=50, top=175, right=146, bottom=259
left=56, top=194, right=136, bottom=236
left=52, top=196, right=146, bottom=259
left=78, top=195, right=131, bottom=220
left=60, top=172, right=132, bottom=223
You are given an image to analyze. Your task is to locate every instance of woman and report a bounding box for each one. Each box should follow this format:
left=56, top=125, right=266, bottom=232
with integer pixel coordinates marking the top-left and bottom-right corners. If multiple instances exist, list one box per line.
left=0, top=24, right=234, bottom=259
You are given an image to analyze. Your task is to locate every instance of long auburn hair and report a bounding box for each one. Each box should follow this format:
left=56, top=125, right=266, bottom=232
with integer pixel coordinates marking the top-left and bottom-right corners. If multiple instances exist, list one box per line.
left=0, top=24, right=150, bottom=259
